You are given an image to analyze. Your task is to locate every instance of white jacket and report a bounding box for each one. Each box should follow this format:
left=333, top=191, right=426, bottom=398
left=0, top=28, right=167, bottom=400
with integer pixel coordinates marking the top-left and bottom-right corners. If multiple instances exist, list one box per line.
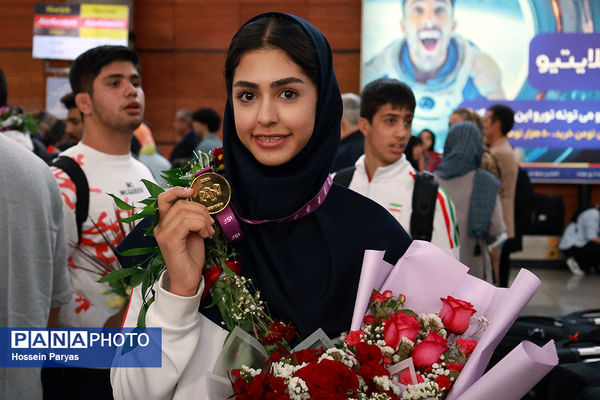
left=111, top=273, right=227, bottom=399
left=348, top=155, right=459, bottom=259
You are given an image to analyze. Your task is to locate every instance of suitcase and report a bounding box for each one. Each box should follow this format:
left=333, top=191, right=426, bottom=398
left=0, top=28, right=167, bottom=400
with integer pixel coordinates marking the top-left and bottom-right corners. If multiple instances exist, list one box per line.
left=523, top=193, right=565, bottom=235
left=488, top=309, right=600, bottom=369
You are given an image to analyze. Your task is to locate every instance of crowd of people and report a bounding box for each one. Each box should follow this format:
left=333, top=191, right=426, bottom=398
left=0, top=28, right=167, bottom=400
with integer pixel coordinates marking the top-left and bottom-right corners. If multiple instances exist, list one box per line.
left=1, top=8, right=598, bottom=400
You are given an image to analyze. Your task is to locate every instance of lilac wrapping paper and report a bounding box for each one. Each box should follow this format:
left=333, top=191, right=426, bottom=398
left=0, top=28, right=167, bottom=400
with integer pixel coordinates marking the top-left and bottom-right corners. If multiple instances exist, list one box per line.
left=350, top=240, right=557, bottom=400
left=459, top=341, right=558, bottom=400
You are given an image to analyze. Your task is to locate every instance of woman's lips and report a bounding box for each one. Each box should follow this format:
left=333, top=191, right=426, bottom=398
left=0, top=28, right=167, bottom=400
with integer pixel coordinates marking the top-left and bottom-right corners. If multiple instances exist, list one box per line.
left=254, top=135, right=289, bottom=148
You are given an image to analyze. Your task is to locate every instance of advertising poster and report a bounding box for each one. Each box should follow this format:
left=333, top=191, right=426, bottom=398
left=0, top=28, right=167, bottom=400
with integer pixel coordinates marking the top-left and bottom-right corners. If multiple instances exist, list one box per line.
left=32, top=3, right=129, bottom=61
left=361, top=0, right=600, bottom=182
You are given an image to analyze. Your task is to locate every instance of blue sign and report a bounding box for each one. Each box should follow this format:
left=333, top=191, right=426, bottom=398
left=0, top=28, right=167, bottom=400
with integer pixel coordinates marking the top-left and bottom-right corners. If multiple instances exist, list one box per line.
left=461, top=100, right=600, bottom=149
left=0, top=328, right=161, bottom=368
left=529, top=33, right=600, bottom=91
left=522, top=165, right=600, bottom=183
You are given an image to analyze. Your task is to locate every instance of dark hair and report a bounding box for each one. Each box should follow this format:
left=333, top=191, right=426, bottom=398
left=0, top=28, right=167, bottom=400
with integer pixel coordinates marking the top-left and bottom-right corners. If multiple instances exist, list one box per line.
left=360, top=78, right=416, bottom=122
left=452, top=107, right=484, bottom=134
left=404, top=135, right=422, bottom=170
left=192, top=107, right=221, bottom=132
left=69, top=45, right=140, bottom=95
left=224, top=15, right=319, bottom=96
left=488, top=104, right=515, bottom=135
left=60, top=92, right=77, bottom=110
left=0, top=68, right=7, bottom=107
left=419, top=128, right=435, bottom=151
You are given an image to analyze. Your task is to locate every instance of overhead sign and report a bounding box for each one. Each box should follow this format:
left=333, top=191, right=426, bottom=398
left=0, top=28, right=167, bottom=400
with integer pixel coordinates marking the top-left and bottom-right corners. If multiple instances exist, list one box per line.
left=32, top=3, right=129, bottom=60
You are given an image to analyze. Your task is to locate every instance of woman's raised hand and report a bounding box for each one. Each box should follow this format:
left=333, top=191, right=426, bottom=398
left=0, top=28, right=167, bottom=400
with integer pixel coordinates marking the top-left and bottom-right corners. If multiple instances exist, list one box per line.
left=154, top=186, right=215, bottom=297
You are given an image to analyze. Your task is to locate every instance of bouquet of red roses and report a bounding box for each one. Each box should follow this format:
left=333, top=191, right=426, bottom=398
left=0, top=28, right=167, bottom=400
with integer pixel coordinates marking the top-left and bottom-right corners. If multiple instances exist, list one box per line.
left=229, top=289, right=487, bottom=400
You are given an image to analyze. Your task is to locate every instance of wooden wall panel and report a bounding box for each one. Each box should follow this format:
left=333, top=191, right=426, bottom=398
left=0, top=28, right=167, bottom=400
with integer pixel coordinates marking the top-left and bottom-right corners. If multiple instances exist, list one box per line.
left=333, top=53, right=361, bottom=94
left=174, top=1, right=240, bottom=50
left=0, top=53, right=47, bottom=112
left=308, top=2, right=361, bottom=50
left=134, top=2, right=176, bottom=49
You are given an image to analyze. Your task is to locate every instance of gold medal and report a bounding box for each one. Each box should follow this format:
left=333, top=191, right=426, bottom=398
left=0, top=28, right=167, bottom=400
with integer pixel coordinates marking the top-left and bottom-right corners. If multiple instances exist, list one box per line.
left=190, top=172, right=231, bottom=214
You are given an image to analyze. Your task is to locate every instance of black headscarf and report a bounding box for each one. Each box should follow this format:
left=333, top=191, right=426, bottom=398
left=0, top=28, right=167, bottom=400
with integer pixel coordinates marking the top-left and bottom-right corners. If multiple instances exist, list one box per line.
left=221, top=13, right=412, bottom=339
left=118, top=13, right=412, bottom=340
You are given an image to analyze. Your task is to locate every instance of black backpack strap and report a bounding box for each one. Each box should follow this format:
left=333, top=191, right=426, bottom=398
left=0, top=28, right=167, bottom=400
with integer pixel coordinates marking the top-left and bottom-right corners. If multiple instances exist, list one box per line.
left=410, top=171, right=439, bottom=242
left=332, top=166, right=356, bottom=187
left=51, top=156, right=89, bottom=244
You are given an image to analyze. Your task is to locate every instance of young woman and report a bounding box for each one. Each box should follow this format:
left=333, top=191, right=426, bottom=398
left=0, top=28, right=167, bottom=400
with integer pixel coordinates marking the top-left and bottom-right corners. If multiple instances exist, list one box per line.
left=434, top=121, right=505, bottom=282
left=111, top=12, right=412, bottom=399
left=418, top=128, right=441, bottom=172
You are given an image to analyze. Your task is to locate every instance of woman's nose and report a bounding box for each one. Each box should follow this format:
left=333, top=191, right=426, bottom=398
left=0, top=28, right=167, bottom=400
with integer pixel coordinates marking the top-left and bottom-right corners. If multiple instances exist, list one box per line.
left=257, top=98, right=278, bottom=126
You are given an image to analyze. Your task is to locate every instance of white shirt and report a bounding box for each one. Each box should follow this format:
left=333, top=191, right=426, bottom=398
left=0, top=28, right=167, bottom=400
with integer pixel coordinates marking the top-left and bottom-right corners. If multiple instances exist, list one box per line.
left=51, top=142, right=155, bottom=327
left=348, top=154, right=459, bottom=258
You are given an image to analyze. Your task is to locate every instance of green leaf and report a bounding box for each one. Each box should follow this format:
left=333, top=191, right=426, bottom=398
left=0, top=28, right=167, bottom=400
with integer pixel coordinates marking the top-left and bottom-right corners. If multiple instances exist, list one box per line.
left=142, top=179, right=164, bottom=198
left=130, top=271, right=145, bottom=287
left=137, top=298, right=154, bottom=328
left=98, top=268, right=138, bottom=283
left=108, top=193, right=135, bottom=211
left=400, top=309, right=419, bottom=318
left=117, top=247, right=157, bottom=257
left=140, top=198, right=157, bottom=206
left=119, top=214, right=146, bottom=223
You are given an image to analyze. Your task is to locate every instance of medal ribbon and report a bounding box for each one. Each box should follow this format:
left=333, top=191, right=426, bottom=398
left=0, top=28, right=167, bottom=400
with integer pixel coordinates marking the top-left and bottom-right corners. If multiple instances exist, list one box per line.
left=194, top=169, right=334, bottom=243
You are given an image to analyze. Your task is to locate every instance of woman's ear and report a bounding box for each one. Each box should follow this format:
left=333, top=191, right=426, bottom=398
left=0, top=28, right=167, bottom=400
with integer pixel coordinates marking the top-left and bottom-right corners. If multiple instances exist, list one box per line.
left=75, top=92, right=93, bottom=116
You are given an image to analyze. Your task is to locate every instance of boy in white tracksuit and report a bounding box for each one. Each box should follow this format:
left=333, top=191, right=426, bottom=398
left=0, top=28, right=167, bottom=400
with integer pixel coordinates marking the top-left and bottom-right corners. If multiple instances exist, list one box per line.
left=348, top=78, right=459, bottom=258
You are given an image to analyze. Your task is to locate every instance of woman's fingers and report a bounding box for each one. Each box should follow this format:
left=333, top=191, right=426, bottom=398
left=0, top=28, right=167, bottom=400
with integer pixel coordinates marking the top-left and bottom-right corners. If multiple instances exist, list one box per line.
left=156, top=186, right=193, bottom=217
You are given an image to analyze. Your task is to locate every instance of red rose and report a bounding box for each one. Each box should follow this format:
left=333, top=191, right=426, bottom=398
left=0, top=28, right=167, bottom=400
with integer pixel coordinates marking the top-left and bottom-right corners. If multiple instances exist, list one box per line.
left=382, top=290, right=393, bottom=298
left=435, top=375, right=452, bottom=391
left=439, top=296, right=476, bottom=335
left=456, top=338, right=477, bottom=356
left=346, top=330, right=364, bottom=346
left=294, top=359, right=359, bottom=400
left=355, top=342, right=383, bottom=366
left=383, top=312, right=420, bottom=349
left=292, top=348, right=324, bottom=364
left=358, top=361, right=390, bottom=382
left=446, top=362, right=464, bottom=372
left=371, top=292, right=387, bottom=303
left=399, top=368, right=424, bottom=385
left=411, top=331, right=448, bottom=372
left=363, top=315, right=377, bottom=325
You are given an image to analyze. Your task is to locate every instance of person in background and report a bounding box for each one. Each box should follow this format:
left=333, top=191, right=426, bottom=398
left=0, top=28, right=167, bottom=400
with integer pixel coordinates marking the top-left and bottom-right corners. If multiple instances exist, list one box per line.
left=435, top=121, right=505, bottom=282
left=192, top=107, right=223, bottom=154
left=419, top=128, right=441, bottom=172
left=332, top=92, right=364, bottom=171
left=134, top=122, right=172, bottom=187
left=485, top=103, right=518, bottom=287
left=405, top=135, right=425, bottom=171
left=419, top=129, right=442, bottom=172
left=345, top=78, right=459, bottom=258
left=169, top=108, right=197, bottom=164
left=559, top=205, right=600, bottom=276
left=59, top=92, right=83, bottom=150
left=449, top=107, right=500, bottom=180
left=0, top=67, right=72, bottom=400
left=47, top=45, right=155, bottom=399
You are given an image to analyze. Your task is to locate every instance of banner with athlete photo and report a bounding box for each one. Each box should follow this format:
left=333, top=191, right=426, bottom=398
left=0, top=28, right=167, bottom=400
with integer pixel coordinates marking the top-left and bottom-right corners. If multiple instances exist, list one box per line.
left=361, top=0, right=600, bottom=182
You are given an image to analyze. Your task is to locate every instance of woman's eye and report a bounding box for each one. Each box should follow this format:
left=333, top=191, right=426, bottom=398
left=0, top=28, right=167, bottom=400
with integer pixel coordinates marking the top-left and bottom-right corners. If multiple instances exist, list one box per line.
left=280, top=89, right=297, bottom=100
left=238, top=92, right=255, bottom=102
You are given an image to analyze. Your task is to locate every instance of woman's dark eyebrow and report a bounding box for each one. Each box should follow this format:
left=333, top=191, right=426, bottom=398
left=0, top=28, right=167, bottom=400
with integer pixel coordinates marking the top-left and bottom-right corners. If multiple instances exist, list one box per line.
left=233, top=77, right=305, bottom=89
left=271, top=77, right=304, bottom=88
left=233, top=80, right=258, bottom=89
